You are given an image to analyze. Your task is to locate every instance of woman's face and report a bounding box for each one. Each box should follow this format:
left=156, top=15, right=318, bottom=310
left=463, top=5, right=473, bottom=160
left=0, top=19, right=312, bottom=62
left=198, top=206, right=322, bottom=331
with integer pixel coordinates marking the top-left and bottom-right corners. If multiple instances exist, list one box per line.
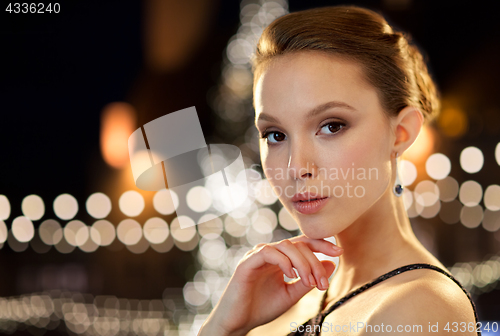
left=254, top=51, right=396, bottom=239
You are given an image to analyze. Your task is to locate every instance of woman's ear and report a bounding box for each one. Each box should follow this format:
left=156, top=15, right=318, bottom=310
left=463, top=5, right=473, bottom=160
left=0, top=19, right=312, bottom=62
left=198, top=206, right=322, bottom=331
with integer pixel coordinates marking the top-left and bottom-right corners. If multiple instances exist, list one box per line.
left=392, top=106, right=424, bottom=154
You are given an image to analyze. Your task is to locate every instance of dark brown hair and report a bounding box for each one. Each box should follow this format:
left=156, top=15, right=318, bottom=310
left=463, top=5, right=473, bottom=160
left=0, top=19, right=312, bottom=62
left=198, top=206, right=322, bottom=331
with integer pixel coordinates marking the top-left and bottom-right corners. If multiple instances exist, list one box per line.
left=251, top=5, right=440, bottom=124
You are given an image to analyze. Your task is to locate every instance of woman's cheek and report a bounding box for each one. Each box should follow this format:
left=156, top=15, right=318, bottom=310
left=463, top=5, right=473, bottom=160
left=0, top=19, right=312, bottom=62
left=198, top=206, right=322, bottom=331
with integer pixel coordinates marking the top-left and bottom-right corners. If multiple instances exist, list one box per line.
left=345, top=133, right=391, bottom=199
left=355, top=160, right=391, bottom=204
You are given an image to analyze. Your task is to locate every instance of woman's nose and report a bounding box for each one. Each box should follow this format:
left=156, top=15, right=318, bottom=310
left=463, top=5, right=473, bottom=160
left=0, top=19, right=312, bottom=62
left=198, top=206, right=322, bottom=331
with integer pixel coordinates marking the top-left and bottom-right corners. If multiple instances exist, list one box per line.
left=287, top=143, right=318, bottom=180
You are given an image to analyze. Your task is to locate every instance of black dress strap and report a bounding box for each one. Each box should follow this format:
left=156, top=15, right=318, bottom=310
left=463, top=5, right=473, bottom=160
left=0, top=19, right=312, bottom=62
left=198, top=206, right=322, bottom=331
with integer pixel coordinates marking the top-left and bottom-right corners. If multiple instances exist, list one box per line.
left=287, top=263, right=481, bottom=336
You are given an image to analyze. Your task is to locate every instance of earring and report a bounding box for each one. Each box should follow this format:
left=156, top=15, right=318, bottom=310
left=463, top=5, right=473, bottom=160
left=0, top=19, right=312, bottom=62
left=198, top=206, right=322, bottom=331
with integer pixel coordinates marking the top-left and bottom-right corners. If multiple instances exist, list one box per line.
left=393, top=152, right=403, bottom=197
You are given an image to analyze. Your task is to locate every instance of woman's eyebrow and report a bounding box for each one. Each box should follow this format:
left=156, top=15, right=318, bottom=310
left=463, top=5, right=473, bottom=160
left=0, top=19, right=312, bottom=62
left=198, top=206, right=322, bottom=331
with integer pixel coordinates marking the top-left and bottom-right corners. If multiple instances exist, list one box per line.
left=255, top=100, right=357, bottom=126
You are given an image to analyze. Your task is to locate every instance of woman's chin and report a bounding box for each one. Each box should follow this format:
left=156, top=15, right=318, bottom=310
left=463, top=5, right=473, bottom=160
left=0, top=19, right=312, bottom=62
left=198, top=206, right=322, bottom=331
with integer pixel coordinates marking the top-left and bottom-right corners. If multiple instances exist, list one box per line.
left=298, top=226, right=338, bottom=240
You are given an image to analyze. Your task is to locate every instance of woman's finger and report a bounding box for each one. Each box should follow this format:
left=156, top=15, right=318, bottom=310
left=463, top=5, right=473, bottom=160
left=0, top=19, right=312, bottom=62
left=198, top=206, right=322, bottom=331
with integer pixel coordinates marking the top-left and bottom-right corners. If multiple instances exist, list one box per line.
left=243, top=244, right=296, bottom=279
left=294, top=241, right=330, bottom=290
left=271, top=239, right=315, bottom=288
left=289, top=235, right=344, bottom=256
left=286, top=260, right=336, bottom=302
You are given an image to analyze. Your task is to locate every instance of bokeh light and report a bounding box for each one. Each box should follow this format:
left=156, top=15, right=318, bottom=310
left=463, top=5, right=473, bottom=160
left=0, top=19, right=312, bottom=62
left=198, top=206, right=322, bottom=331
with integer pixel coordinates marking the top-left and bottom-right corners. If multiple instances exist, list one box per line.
left=86, top=192, right=112, bottom=219
left=39, top=219, right=63, bottom=245
left=118, top=191, right=145, bottom=217
left=197, top=214, right=223, bottom=239
left=153, top=188, right=179, bottom=215
left=414, top=180, right=439, bottom=207
left=482, top=209, right=500, bottom=232
left=210, top=181, right=249, bottom=215
left=186, top=186, right=212, bottom=213
left=245, top=225, right=273, bottom=246
left=0, top=195, right=10, bottom=221
left=437, top=107, right=468, bottom=138
left=174, top=233, right=199, bottom=252
left=226, top=38, right=254, bottom=65
left=90, top=220, right=116, bottom=246
left=420, top=200, right=441, bottom=219
left=460, top=205, right=483, bottom=229
left=116, top=219, right=142, bottom=246
left=79, top=236, right=99, bottom=253
left=0, top=220, right=7, bottom=244
left=406, top=192, right=424, bottom=218
left=53, top=194, right=79, bottom=220
left=254, top=179, right=278, bottom=205
left=460, top=146, right=484, bottom=174
left=199, top=236, right=227, bottom=262
left=459, top=180, right=483, bottom=206
left=227, top=197, right=256, bottom=220
left=100, top=102, right=137, bottom=169
left=126, top=236, right=150, bottom=254
left=143, top=217, right=169, bottom=244
left=436, top=176, right=459, bottom=202
left=224, top=215, right=250, bottom=237
left=278, top=206, right=299, bottom=231
left=64, top=220, right=89, bottom=247
left=21, top=194, right=45, bottom=221
left=8, top=230, right=29, bottom=252
left=251, top=207, right=277, bottom=234
left=425, top=153, right=451, bottom=180
left=183, top=282, right=210, bottom=307
left=484, top=185, right=500, bottom=211
left=399, top=160, right=417, bottom=187
left=54, top=235, right=75, bottom=254
left=170, top=217, right=196, bottom=243
left=12, top=216, right=35, bottom=243
left=150, top=235, right=175, bottom=253
left=402, top=189, right=413, bottom=211
left=495, top=142, right=500, bottom=166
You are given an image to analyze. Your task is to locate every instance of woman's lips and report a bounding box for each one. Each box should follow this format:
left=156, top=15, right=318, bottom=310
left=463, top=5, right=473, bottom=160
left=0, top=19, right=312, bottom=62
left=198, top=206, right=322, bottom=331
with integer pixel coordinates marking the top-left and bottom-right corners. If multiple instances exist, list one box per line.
left=292, top=197, right=329, bottom=214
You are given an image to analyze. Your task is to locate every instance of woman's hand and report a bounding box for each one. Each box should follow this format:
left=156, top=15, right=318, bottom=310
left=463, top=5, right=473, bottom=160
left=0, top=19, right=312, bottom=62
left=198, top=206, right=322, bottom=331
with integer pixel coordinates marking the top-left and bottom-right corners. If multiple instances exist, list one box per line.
left=198, top=235, right=344, bottom=336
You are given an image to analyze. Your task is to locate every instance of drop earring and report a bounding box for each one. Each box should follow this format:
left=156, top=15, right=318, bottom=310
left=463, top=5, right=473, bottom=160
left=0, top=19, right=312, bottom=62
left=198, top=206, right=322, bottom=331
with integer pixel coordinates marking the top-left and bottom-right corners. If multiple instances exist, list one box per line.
left=393, top=152, right=403, bottom=197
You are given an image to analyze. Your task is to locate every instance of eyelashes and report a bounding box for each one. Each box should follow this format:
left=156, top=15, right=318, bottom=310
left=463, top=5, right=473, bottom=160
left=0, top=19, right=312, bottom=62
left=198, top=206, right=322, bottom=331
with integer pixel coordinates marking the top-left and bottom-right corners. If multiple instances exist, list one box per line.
left=319, top=121, right=346, bottom=135
left=260, top=130, right=285, bottom=144
left=260, top=121, right=347, bottom=146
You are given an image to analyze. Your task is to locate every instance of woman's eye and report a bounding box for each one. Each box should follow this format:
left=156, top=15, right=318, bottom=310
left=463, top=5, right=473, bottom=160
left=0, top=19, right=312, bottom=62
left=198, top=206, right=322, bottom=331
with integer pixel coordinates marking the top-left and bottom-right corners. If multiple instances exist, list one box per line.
left=319, top=122, right=345, bottom=135
left=262, top=131, right=286, bottom=144
left=260, top=122, right=344, bottom=145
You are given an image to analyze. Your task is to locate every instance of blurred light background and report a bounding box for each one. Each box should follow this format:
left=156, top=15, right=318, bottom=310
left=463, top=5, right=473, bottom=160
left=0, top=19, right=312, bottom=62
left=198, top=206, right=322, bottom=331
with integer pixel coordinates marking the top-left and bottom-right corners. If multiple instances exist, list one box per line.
left=1, top=0, right=500, bottom=335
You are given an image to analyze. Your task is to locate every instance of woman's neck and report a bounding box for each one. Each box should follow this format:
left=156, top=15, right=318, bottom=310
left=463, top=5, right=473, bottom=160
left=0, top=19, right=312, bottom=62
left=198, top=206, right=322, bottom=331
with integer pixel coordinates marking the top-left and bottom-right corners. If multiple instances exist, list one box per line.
left=325, top=186, right=435, bottom=306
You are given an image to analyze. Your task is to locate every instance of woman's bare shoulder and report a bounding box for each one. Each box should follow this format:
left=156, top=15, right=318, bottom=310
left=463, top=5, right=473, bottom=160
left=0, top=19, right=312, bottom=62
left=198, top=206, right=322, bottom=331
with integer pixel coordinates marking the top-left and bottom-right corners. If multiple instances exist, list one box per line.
left=363, top=267, right=477, bottom=335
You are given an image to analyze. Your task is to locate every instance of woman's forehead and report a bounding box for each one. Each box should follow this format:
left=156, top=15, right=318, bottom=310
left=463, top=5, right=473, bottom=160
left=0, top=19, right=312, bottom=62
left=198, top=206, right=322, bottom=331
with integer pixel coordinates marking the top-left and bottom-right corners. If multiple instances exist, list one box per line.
left=254, top=52, right=378, bottom=120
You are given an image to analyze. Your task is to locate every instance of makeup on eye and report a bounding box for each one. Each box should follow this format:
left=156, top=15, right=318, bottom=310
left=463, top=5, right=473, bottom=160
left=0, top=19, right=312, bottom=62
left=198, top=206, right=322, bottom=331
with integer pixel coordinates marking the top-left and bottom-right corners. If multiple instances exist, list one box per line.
left=259, top=120, right=347, bottom=145
left=260, top=130, right=286, bottom=145
left=318, top=120, right=346, bottom=135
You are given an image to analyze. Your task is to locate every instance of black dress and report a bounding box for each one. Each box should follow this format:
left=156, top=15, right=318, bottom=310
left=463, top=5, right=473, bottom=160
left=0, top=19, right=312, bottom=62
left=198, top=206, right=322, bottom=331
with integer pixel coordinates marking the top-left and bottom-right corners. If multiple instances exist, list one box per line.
left=287, top=263, right=481, bottom=336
